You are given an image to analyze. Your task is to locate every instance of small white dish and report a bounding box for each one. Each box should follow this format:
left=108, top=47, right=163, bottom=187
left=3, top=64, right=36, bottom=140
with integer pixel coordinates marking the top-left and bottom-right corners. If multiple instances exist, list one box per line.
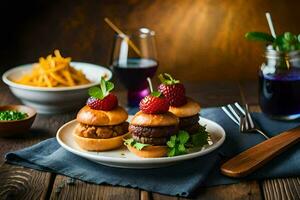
left=56, top=116, right=226, bottom=169
left=2, top=62, right=112, bottom=114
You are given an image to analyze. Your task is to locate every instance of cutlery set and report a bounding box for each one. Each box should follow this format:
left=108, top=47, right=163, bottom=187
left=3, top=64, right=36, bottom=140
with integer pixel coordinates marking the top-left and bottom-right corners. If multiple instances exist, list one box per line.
left=221, top=102, right=300, bottom=177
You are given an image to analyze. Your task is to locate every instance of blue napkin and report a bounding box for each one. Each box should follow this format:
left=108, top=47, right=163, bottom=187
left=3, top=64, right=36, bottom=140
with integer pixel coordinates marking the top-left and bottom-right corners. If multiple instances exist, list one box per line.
left=5, top=108, right=300, bottom=197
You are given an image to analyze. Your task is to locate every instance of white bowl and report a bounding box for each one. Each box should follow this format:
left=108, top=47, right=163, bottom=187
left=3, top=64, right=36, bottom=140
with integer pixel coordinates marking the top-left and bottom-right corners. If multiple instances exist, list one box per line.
left=2, top=62, right=112, bottom=114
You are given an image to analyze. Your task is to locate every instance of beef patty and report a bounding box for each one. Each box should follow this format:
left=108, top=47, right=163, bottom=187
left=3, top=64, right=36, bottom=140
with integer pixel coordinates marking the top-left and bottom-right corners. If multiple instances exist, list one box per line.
left=129, top=125, right=178, bottom=138
left=179, top=114, right=200, bottom=134
left=181, top=123, right=201, bottom=134
left=179, top=114, right=199, bottom=127
left=132, top=135, right=168, bottom=145
left=129, top=125, right=178, bottom=145
left=76, top=122, right=129, bottom=139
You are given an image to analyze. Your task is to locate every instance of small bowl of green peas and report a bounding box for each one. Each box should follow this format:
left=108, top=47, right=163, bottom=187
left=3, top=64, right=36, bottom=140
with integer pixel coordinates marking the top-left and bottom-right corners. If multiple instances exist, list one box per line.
left=0, top=105, right=36, bottom=137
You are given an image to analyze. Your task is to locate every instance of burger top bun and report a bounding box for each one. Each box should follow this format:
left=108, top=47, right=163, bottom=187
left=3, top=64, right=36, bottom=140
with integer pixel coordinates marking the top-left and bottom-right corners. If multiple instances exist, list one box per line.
left=130, top=111, right=179, bottom=127
left=169, top=97, right=201, bottom=118
left=76, top=105, right=128, bottom=126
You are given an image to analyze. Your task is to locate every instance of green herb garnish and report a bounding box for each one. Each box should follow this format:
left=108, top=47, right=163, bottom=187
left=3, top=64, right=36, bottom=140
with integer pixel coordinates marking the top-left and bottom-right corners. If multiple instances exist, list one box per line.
left=245, top=32, right=275, bottom=42
left=245, top=31, right=300, bottom=52
left=167, top=125, right=209, bottom=157
left=167, top=130, right=190, bottom=157
left=0, top=110, right=28, bottom=121
left=88, top=77, right=114, bottom=99
left=124, top=138, right=150, bottom=150
left=190, top=125, right=209, bottom=147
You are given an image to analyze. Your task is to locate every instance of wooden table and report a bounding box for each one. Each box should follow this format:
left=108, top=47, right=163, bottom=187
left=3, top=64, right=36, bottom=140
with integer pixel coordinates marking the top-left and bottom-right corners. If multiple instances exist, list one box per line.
left=0, top=80, right=299, bottom=200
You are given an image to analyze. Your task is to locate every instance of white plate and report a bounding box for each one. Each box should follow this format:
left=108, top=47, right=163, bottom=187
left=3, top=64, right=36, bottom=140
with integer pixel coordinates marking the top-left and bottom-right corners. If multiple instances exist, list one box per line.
left=56, top=116, right=226, bottom=169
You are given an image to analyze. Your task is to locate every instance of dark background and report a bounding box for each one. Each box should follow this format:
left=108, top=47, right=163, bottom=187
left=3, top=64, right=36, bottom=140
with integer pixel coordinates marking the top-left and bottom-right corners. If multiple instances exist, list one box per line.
left=1, top=0, right=300, bottom=81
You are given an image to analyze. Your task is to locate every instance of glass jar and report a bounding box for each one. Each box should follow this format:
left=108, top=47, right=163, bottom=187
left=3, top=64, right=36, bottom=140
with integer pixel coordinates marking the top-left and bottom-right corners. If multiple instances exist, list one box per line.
left=259, top=48, right=300, bottom=120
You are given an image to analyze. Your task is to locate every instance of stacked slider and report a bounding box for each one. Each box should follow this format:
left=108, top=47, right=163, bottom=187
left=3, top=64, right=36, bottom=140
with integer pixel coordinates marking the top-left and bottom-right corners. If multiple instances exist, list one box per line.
left=74, top=78, right=129, bottom=151
left=126, top=81, right=179, bottom=158
left=158, top=73, right=201, bottom=134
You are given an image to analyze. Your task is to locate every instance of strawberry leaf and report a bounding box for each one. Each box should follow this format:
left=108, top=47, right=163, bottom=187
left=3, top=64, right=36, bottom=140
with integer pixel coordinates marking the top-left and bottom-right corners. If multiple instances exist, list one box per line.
left=100, top=78, right=107, bottom=96
left=89, top=77, right=115, bottom=99
left=88, top=87, right=104, bottom=99
left=151, top=91, right=162, bottom=97
left=106, top=81, right=114, bottom=93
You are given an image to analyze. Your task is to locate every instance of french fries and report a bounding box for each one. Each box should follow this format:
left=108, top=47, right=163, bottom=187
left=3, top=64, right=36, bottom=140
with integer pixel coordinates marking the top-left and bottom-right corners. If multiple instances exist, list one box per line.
left=16, top=50, right=90, bottom=87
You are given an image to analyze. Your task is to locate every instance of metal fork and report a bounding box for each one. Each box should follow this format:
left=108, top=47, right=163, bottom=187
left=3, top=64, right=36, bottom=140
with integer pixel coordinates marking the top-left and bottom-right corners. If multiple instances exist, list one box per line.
left=222, top=102, right=270, bottom=139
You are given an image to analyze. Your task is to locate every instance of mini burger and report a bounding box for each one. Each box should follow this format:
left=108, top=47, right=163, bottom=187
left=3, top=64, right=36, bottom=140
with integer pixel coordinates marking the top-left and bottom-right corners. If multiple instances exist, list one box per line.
left=158, top=73, right=201, bottom=134
left=74, top=78, right=129, bottom=151
left=125, top=80, right=179, bottom=158
left=168, top=98, right=201, bottom=134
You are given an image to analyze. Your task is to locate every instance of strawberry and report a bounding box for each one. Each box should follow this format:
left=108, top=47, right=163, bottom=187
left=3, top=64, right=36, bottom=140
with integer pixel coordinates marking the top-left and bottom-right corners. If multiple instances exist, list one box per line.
left=87, top=77, right=118, bottom=110
left=158, top=73, right=187, bottom=107
left=139, top=92, right=169, bottom=114
left=87, top=94, right=118, bottom=111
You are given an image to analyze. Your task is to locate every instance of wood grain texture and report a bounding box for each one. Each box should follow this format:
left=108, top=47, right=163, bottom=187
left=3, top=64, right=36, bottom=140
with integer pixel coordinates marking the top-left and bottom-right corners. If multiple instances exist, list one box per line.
left=0, top=85, right=74, bottom=199
left=221, top=126, right=300, bottom=177
left=141, top=191, right=152, bottom=200
left=263, top=178, right=300, bottom=200
left=152, top=193, right=178, bottom=200
left=188, top=181, right=262, bottom=200
left=0, top=163, right=52, bottom=200
left=50, top=175, right=139, bottom=200
left=2, top=0, right=300, bottom=81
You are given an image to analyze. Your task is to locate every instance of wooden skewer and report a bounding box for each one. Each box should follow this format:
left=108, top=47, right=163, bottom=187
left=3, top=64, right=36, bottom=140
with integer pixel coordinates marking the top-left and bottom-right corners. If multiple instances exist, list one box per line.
left=104, top=18, right=141, bottom=56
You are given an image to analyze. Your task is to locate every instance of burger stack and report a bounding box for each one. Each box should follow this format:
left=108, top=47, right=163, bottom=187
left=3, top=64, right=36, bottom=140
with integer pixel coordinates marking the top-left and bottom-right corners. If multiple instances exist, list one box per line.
left=126, top=74, right=201, bottom=158
left=74, top=78, right=129, bottom=151
left=73, top=74, right=203, bottom=158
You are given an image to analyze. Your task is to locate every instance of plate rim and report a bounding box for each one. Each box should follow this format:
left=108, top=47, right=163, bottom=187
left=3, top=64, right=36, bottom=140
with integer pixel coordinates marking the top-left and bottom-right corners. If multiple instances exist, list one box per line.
left=56, top=116, right=226, bottom=165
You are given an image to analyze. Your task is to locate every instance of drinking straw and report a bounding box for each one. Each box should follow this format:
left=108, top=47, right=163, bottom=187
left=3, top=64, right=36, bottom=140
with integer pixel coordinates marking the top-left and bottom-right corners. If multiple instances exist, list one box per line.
left=265, top=12, right=276, bottom=38
left=147, top=77, right=153, bottom=92
left=266, top=12, right=290, bottom=68
left=104, top=18, right=141, bottom=56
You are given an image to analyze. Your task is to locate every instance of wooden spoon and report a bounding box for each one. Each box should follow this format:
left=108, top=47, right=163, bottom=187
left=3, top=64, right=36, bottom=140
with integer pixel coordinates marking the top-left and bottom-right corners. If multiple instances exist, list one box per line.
left=221, top=126, right=300, bottom=177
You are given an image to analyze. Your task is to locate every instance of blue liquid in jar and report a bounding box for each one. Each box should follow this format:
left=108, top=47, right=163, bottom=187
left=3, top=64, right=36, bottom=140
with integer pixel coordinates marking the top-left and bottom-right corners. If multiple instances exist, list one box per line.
left=259, top=69, right=300, bottom=119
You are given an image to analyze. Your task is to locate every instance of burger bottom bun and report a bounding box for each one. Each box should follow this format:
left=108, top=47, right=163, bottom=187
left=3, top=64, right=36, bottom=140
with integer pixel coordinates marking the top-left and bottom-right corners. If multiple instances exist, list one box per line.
left=74, top=131, right=129, bottom=151
left=126, top=145, right=168, bottom=158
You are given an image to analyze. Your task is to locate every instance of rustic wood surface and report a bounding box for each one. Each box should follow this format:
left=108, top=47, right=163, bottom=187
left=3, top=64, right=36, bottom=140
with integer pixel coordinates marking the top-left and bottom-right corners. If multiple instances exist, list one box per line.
left=0, top=81, right=299, bottom=200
